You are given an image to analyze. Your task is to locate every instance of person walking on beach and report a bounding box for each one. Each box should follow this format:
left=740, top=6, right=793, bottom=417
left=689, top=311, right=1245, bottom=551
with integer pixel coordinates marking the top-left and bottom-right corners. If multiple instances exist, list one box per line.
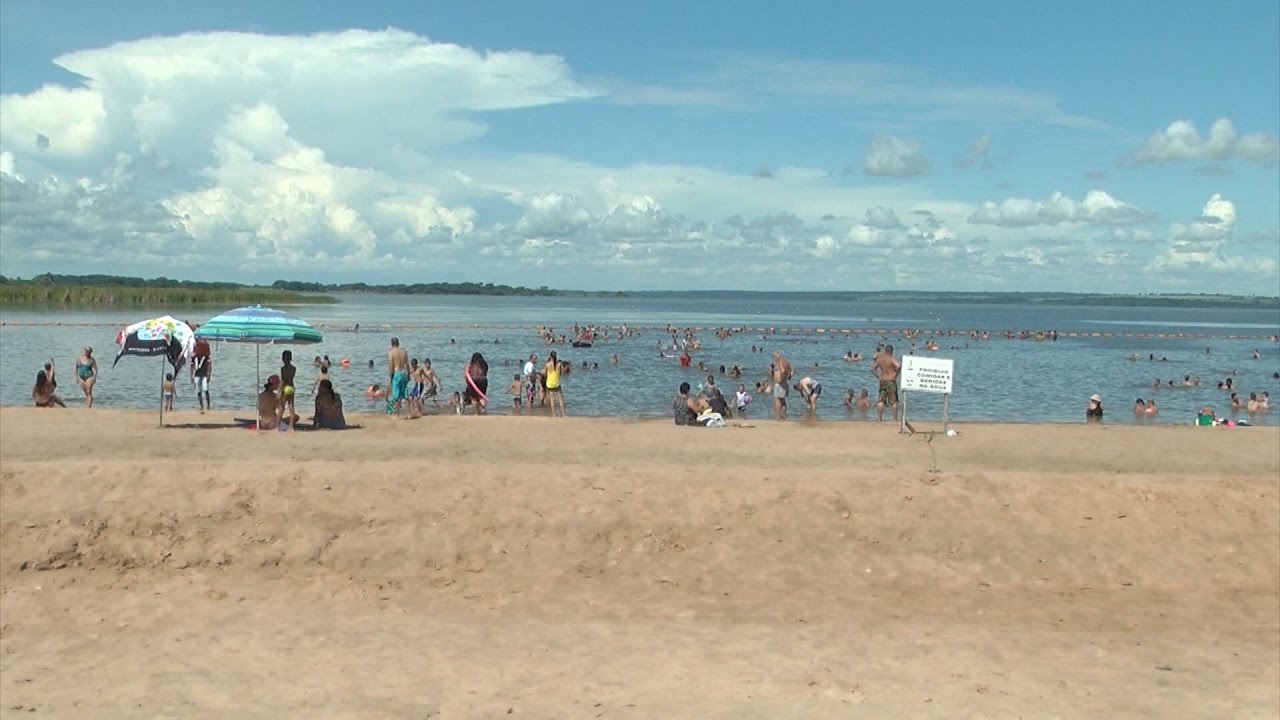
left=872, top=344, right=900, bottom=422
left=771, top=351, right=793, bottom=420
left=544, top=351, right=566, bottom=416
left=386, top=337, right=410, bottom=417
left=74, top=346, right=98, bottom=408
left=191, top=334, right=212, bottom=413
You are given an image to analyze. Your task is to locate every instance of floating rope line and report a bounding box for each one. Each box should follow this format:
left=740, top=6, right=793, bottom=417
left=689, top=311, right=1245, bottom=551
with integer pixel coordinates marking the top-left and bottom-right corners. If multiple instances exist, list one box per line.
left=0, top=320, right=1275, bottom=340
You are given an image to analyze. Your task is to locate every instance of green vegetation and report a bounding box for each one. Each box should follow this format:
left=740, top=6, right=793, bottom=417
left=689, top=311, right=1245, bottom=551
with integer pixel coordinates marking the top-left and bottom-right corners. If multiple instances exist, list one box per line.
left=0, top=274, right=335, bottom=306
left=271, top=280, right=568, bottom=297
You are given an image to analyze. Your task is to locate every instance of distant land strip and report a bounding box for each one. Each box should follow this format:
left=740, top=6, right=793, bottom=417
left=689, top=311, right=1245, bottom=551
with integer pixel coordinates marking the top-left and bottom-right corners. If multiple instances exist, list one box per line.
left=0, top=274, right=1276, bottom=310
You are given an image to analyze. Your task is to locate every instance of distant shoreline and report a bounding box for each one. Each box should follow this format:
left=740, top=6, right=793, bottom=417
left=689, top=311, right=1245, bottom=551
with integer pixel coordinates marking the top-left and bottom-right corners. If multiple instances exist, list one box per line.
left=1, top=273, right=1276, bottom=309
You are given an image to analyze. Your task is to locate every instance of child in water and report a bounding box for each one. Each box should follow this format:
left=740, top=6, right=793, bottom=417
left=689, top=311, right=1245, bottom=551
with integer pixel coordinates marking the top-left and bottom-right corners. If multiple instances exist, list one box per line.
left=162, top=373, right=176, bottom=411
left=447, top=391, right=463, bottom=414
left=507, top=374, right=522, bottom=413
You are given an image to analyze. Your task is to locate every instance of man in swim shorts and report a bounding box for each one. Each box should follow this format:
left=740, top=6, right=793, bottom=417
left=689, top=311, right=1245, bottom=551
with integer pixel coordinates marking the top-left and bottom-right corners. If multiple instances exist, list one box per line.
left=872, top=344, right=901, bottom=422
left=386, top=337, right=410, bottom=417
left=191, top=332, right=212, bottom=413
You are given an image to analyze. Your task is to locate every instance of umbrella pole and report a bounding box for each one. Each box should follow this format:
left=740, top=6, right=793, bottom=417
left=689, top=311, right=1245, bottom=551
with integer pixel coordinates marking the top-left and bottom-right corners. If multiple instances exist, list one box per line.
left=256, top=345, right=261, bottom=433
left=159, top=355, right=165, bottom=428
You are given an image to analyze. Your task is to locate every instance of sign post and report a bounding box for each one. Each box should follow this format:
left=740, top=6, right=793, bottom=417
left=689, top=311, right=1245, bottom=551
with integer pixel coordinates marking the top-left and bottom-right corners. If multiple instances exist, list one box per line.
left=898, top=356, right=955, bottom=434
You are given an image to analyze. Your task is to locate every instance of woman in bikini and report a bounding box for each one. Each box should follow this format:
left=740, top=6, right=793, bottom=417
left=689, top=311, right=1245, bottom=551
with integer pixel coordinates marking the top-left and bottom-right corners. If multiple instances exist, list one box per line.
left=75, top=347, right=98, bottom=408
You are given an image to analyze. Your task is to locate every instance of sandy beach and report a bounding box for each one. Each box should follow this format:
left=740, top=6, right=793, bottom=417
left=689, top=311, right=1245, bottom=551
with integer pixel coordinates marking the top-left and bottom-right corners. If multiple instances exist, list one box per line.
left=1, top=408, right=1277, bottom=718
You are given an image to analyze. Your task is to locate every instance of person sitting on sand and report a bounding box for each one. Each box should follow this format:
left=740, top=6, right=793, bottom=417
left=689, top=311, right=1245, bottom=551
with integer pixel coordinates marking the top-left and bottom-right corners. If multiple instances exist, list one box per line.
left=1086, top=394, right=1103, bottom=422
left=314, top=379, right=346, bottom=430
left=258, top=375, right=281, bottom=430
left=32, top=368, right=66, bottom=408
left=673, top=382, right=701, bottom=426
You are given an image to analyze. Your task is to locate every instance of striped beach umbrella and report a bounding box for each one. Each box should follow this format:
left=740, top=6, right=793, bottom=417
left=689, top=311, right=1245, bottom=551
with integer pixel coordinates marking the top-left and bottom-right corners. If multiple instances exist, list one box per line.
left=194, top=305, right=323, bottom=345
left=194, top=306, right=324, bottom=403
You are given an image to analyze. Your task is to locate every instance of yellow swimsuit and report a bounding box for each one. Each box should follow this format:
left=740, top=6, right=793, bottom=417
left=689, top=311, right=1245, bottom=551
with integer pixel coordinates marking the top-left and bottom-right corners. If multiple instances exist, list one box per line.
left=545, top=367, right=561, bottom=389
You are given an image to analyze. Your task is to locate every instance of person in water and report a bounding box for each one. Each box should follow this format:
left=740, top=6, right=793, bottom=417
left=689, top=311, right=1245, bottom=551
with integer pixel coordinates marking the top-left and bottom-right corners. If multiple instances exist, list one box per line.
left=464, top=352, right=489, bottom=415
left=544, top=351, right=566, bottom=417
left=1086, top=393, right=1103, bottom=423
left=75, top=346, right=99, bottom=408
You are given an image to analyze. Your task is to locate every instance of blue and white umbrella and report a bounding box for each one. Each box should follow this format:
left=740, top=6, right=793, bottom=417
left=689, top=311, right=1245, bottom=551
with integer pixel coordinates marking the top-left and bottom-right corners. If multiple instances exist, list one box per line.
left=194, top=305, right=324, bottom=395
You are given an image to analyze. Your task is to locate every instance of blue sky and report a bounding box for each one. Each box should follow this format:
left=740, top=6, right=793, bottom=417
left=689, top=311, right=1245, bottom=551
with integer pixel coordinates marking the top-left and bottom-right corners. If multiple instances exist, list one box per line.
left=1, top=1, right=1277, bottom=293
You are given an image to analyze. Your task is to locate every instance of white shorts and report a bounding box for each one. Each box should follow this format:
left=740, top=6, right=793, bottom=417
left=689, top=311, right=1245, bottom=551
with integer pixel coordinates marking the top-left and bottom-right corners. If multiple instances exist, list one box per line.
left=195, top=376, right=210, bottom=392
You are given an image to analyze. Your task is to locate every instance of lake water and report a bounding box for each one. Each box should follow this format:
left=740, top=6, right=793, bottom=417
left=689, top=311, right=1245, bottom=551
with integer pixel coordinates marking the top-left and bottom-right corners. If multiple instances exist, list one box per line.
left=2, top=294, right=1278, bottom=426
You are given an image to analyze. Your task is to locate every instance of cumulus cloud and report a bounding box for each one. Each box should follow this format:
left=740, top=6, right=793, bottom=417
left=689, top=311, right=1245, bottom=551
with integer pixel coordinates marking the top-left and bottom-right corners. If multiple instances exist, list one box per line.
left=1150, top=193, right=1276, bottom=275
left=1134, top=118, right=1280, bottom=167
left=863, top=135, right=929, bottom=177
left=968, top=190, right=1148, bottom=227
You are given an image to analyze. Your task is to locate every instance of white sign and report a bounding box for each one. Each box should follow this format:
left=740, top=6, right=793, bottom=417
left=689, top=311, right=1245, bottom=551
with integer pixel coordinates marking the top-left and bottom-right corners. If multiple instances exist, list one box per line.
left=900, top=356, right=954, bottom=394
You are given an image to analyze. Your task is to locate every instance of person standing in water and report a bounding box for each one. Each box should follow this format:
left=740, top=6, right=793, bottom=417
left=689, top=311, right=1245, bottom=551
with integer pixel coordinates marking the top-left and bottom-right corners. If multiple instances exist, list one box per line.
left=74, top=346, right=99, bottom=408
left=386, top=337, right=410, bottom=417
left=544, top=351, right=566, bottom=417
left=872, top=344, right=901, bottom=422
left=191, top=333, right=212, bottom=413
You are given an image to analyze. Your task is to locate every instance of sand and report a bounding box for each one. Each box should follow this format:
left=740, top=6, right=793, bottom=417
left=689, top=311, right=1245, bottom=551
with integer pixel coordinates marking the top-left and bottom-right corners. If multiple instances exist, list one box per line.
left=1, top=407, right=1277, bottom=718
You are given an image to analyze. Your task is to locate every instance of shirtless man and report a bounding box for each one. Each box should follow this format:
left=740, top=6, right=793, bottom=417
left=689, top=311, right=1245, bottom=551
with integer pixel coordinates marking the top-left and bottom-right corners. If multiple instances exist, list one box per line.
left=771, top=351, right=793, bottom=420
left=386, top=337, right=410, bottom=417
left=872, top=344, right=901, bottom=422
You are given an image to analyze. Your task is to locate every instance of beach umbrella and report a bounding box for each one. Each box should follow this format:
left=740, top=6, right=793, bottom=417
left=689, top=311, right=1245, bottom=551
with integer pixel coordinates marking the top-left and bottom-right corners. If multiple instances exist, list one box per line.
left=194, top=304, right=324, bottom=393
left=113, top=315, right=196, bottom=426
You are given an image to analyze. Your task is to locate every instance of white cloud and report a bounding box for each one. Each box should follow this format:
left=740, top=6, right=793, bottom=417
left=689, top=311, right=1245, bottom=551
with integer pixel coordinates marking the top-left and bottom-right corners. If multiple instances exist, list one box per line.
left=863, top=135, right=929, bottom=177
left=968, top=190, right=1148, bottom=227
left=1150, top=193, right=1276, bottom=275
left=954, top=133, right=995, bottom=169
left=1108, top=228, right=1158, bottom=244
left=1134, top=118, right=1280, bottom=167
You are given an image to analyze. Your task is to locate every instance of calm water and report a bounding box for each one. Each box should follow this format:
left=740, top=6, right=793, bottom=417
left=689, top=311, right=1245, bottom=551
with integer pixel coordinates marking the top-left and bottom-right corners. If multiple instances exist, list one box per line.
left=2, top=294, right=1278, bottom=426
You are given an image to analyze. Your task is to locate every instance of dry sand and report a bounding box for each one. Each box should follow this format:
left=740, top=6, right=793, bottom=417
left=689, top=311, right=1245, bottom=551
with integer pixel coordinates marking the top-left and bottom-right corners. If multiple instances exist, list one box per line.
left=1, top=407, right=1277, bottom=719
